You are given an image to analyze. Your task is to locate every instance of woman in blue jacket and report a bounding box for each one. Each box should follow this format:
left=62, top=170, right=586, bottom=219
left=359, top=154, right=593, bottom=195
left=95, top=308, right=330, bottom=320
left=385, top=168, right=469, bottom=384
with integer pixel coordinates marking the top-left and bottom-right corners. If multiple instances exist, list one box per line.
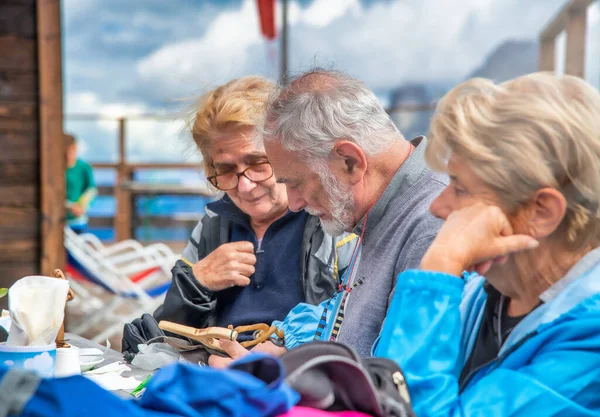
left=374, top=72, right=600, bottom=416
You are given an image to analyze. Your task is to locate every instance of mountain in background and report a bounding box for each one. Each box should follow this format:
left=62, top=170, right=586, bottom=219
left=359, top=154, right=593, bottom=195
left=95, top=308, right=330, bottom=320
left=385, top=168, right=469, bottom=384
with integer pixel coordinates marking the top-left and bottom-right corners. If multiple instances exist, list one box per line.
left=389, top=39, right=539, bottom=137
left=468, top=40, right=538, bottom=81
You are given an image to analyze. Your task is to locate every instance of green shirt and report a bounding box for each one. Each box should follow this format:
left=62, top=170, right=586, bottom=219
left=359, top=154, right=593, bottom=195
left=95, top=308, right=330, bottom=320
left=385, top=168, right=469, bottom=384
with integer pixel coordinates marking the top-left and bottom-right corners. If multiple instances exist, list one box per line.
left=66, top=159, right=96, bottom=224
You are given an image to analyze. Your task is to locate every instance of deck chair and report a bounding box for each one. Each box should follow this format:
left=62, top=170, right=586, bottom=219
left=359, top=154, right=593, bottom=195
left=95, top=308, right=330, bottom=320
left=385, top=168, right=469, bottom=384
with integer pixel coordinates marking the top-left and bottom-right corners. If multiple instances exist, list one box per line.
left=64, top=227, right=177, bottom=343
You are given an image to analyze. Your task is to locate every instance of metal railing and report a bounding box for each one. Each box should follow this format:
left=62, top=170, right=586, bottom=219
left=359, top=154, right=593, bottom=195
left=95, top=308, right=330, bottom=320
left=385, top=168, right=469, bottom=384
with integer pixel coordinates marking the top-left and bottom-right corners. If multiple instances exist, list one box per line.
left=67, top=103, right=437, bottom=242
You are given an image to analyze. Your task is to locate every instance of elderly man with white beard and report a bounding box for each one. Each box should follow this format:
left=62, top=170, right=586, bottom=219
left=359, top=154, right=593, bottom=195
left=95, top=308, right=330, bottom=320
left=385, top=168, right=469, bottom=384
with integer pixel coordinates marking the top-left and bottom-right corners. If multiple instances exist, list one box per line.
left=209, top=69, right=446, bottom=366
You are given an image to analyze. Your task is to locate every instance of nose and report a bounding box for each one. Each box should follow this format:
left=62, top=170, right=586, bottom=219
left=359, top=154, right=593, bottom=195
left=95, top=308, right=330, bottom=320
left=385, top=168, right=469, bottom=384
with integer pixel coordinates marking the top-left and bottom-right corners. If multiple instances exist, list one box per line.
left=429, top=188, right=452, bottom=220
left=286, top=187, right=307, bottom=212
left=237, top=174, right=257, bottom=194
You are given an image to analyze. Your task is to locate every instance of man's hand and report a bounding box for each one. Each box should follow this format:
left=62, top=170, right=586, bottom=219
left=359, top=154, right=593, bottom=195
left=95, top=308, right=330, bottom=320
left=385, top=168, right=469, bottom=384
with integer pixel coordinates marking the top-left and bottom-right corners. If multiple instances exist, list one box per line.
left=207, top=340, right=287, bottom=369
left=68, top=203, right=85, bottom=217
left=421, top=203, right=539, bottom=276
left=192, top=242, right=256, bottom=291
left=208, top=340, right=250, bottom=368
left=250, top=340, right=287, bottom=356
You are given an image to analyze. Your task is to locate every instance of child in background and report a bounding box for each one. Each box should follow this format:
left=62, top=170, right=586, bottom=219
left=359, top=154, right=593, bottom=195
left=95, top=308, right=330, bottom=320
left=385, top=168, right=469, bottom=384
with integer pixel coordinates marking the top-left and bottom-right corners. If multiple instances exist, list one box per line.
left=65, top=134, right=97, bottom=233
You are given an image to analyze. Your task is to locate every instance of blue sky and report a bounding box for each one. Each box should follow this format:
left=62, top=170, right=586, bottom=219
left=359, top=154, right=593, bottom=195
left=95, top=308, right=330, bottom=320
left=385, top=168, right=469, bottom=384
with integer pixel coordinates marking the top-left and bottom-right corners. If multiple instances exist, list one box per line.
left=62, top=0, right=596, bottom=163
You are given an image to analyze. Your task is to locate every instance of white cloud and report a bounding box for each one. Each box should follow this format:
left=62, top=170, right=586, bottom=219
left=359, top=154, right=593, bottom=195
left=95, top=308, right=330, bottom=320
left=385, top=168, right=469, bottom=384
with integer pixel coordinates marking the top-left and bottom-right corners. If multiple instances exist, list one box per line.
left=136, top=0, right=567, bottom=98
left=23, top=351, right=55, bottom=377
left=65, top=92, right=200, bottom=163
left=137, top=0, right=267, bottom=98
left=3, top=360, right=14, bottom=366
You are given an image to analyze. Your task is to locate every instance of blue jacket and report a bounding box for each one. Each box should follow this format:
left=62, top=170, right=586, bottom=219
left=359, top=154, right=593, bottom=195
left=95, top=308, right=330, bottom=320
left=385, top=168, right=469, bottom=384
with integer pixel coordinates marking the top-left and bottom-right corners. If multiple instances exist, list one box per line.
left=0, top=354, right=297, bottom=417
left=373, top=250, right=600, bottom=417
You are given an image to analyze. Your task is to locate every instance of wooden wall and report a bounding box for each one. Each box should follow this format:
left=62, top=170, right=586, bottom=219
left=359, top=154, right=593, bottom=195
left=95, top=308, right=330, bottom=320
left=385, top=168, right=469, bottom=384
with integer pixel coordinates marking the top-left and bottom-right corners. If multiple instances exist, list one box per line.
left=0, top=0, right=65, bottom=309
left=0, top=0, right=40, bottom=301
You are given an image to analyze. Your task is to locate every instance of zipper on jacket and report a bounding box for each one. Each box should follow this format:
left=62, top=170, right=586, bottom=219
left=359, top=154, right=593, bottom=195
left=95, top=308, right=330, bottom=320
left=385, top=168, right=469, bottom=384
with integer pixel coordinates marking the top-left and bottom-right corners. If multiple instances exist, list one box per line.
left=458, top=331, right=538, bottom=392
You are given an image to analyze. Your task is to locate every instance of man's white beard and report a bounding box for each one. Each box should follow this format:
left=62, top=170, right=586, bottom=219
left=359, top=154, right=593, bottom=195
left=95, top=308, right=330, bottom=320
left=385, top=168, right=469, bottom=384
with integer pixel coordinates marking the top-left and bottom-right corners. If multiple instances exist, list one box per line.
left=306, top=166, right=355, bottom=237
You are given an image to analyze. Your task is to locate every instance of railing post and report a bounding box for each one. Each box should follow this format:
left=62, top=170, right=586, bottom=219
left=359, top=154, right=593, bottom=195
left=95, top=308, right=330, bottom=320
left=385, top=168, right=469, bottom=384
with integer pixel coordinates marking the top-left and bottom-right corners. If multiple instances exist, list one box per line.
left=565, top=4, right=587, bottom=78
left=539, top=38, right=556, bottom=72
left=38, top=0, right=66, bottom=275
left=115, top=118, right=133, bottom=241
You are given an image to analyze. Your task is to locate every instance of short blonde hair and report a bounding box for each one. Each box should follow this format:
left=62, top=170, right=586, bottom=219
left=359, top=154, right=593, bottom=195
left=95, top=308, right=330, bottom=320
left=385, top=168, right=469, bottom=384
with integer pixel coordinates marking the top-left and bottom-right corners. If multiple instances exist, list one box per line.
left=190, top=76, right=275, bottom=173
left=426, top=72, right=600, bottom=250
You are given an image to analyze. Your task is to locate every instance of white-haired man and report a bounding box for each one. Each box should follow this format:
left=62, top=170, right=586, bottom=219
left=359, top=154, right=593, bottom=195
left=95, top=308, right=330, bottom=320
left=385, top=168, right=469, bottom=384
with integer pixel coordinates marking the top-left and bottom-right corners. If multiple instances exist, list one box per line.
left=210, top=69, right=446, bottom=366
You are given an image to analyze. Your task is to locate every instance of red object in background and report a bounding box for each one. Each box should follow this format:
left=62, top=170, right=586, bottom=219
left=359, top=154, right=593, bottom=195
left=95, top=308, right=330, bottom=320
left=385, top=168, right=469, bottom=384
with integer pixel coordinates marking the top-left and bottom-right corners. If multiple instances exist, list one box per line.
left=257, top=0, right=277, bottom=40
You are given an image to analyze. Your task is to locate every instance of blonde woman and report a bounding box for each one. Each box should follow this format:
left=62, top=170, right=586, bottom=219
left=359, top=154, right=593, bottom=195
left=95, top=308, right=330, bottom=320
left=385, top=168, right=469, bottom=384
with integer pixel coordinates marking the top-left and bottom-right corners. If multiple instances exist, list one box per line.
left=123, top=77, right=355, bottom=357
left=375, top=73, right=600, bottom=416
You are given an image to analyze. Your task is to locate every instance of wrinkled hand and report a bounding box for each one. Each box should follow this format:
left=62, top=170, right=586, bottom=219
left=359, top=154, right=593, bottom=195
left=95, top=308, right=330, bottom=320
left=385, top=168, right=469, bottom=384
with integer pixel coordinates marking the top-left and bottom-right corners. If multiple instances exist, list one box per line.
left=192, top=242, right=256, bottom=291
left=208, top=340, right=250, bottom=368
left=421, top=203, right=539, bottom=276
left=250, top=340, right=287, bottom=357
left=69, top=203, right=85, bottom=217
left=207, top=340, right=287, bottom=369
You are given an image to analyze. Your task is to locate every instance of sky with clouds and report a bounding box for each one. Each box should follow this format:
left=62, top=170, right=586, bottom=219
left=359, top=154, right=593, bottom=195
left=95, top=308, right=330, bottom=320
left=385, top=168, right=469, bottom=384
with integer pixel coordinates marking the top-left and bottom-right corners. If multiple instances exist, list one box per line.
left=61, top=0, right=598, bottom=163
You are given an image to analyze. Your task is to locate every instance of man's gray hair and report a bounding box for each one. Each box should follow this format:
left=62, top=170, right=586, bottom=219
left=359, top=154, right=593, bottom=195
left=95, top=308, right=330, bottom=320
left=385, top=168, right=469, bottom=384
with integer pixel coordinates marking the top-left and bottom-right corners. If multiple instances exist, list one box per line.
left=262, top=68, right=403, bottom=160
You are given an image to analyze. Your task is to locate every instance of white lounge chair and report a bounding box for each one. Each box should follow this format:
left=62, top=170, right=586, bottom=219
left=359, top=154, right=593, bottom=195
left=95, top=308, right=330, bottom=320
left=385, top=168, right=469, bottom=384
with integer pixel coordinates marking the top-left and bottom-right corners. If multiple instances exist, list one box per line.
left=64, top=227, right=177, bottom=343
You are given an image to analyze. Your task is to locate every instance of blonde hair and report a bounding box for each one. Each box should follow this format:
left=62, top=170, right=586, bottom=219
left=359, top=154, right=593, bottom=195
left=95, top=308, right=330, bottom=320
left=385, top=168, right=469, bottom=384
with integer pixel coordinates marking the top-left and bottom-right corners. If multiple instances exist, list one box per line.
left=190, top=76, right=275, bottom=173
left=426, top=72, right=600, bottom=250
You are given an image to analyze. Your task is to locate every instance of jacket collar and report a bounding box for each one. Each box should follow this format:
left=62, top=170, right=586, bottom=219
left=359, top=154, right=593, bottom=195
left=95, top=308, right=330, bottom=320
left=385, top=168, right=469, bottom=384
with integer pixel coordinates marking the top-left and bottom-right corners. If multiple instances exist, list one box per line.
left=499, top=246, right=600, bottom=353
left=353, top=136, right=429, bottom=242
left=207, top=194, right=251, bottom=227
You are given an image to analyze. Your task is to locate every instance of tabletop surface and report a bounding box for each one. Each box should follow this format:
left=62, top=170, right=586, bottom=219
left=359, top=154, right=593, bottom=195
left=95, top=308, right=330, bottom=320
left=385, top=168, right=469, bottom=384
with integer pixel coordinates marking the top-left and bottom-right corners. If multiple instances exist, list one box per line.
left=65, top=332, right=151, bottom=398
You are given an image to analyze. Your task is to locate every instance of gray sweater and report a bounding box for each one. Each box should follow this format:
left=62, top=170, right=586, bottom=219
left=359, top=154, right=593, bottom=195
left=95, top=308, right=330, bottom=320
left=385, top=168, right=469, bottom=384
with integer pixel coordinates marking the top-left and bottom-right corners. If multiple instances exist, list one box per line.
left=336, top=136, right=447, bottom=355
left=276, top=136, right=448, bottom=357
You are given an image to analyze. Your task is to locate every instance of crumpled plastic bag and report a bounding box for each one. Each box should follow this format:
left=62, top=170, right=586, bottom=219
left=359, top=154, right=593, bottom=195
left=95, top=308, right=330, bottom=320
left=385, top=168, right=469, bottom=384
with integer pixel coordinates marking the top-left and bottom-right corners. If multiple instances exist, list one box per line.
left=6, top=276, right=69, bottom=346
left=131, top=342, right=180, bottom=371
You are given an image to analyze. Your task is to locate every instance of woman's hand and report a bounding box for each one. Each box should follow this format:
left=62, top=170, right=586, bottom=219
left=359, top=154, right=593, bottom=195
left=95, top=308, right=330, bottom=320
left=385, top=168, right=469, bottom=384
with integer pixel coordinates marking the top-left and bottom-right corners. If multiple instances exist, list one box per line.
left=192, top=242, right=256, bottom=291
left=420, top=203, right=539, bottom=276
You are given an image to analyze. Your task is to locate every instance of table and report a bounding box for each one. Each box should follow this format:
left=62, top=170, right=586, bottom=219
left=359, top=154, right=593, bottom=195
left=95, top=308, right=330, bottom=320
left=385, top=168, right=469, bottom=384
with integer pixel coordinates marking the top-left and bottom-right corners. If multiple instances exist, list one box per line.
left=65, top=333, right=152, bottom=398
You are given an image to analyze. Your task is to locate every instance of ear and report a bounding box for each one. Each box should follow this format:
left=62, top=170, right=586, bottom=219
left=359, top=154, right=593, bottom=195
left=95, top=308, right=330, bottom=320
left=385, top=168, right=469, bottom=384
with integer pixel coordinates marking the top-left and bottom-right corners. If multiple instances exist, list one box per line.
left=526, top=188, right=567, bottom=239
left=328, top=141, right=367, bottom=185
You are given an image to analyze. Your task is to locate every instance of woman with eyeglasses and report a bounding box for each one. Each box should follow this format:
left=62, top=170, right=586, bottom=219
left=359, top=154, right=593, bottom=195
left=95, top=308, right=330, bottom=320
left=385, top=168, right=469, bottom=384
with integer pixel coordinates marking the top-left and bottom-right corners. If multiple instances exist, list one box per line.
left=123, top=76, right=356, bottom=360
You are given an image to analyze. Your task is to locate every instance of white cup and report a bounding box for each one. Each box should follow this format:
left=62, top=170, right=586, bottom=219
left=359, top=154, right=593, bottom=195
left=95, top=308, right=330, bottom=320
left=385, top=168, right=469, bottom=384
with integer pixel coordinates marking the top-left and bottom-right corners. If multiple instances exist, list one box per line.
left=55, top=348, right=81, bottom=377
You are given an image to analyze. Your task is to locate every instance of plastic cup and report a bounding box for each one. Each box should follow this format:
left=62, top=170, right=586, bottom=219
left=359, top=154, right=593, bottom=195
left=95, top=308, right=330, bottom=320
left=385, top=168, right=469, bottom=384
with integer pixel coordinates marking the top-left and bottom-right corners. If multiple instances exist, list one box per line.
left=0, top=342, right=56, bottom=377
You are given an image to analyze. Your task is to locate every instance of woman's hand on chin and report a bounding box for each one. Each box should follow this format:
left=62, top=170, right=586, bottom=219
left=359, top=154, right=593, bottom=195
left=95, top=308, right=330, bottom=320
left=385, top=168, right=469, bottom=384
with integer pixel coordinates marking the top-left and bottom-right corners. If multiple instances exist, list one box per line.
left=420, top=203, right=539, bottom=277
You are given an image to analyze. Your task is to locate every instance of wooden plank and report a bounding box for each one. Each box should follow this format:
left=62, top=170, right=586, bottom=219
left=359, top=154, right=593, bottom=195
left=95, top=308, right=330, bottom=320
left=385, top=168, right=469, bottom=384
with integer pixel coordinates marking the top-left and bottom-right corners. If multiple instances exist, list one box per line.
left=38, top=0, right=66, bottom=275
left=0, top=101, right=36, bottom=118
left=0, top=261, right=39, bottom=308
left=540, top=0, right=593, bottom=41
left=0, top=117, right=37, bottom=133
left=0, top=71, right=37, bottom=101
left=0, top=207, right=39, bottom=230
left=539, top=39, right=556, bottom=71
left=0, top=4, right=36, bottom=37
left=0, top=162, right=38, bottom=184
left=0, top=240, right=38, bottom=262
left=0, top=185, right=37, bottom=207
left=0, top=36, right=36, bottom=70
left=565, top=5, right=587, bottom=78
left=115, top=118, right=133, bottom=241
left=0, top=131, right=38, bottom=162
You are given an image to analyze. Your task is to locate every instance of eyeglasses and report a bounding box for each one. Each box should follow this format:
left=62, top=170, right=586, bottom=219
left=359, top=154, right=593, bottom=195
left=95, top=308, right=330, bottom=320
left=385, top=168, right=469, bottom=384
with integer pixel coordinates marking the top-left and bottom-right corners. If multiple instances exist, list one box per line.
left=207, top=162, right=274, bottom=191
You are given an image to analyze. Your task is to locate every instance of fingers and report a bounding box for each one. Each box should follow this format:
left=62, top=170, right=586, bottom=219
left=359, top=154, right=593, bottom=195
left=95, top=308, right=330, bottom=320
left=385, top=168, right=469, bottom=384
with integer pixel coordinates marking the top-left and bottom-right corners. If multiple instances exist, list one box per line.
left=219, top=340, right=250, bottom=359
left=235, top=262, right=255, bottom=277
left=230, top=275, right=251, bottom=287
left=226, top=241, right=255, bottom=253
left=208, top=355, right=233, bottom=369
left=491, top=235, right=539, bottom=258
left=236, top=252, right=257, bottom=266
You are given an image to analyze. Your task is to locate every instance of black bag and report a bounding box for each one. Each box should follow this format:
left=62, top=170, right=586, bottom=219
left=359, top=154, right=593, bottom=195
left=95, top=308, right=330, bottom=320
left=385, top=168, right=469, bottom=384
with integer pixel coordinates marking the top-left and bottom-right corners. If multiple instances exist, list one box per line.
left=121, top=313, right=226, bottom=364
left=280, top=341, right=415, bottom=417
left=122, top=313, right=165, bottom=356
